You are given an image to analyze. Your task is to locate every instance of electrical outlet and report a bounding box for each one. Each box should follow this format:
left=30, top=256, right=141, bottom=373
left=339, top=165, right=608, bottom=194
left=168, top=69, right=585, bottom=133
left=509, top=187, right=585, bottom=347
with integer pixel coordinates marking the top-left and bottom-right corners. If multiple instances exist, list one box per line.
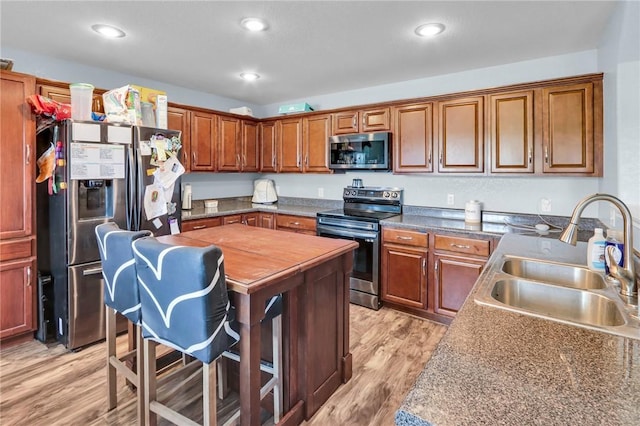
left=276, top=185, right=281, bottom=195
left=447, top=194, right=455, bottom=205
left=540, top=198, right=552, bottom=212
left=318, top=187, right=324, bottom=198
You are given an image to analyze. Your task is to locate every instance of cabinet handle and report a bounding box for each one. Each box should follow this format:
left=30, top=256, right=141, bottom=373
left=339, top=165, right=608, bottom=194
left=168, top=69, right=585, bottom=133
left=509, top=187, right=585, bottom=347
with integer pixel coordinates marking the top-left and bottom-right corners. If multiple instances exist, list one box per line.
left=272, top=154, right=276, bottom=169
left=305, top=155, right=309, bottom=166
left=26, top=144, right=31, bottom=165
left=544, top=146, right=549, bottom=164
left=227, top=220, right=240, bottom=224
left=242, top=154, right=246, bottom=167
left=450, top=243, right=471, bottom=249
left=428, top=152, right=432, bottom=166
left=236, top=154, right=240, bottom=166
left=297, top=153, right=301, bottom=167
left=422, top=258, right=426, bottom=275
left=352, top=116, right=357, bottom=129
left=434, top=261, right=439, bottom=282
left=290, top=221, right=301, bottom=226
left=27, top=266, right=32, bottom=285
left=192, top=152, right=196, bottom=167
left=362, top=113, right=367, bottom=127
left=396, top=235, right=413, bottom=240
left=193, top=225, right=207, bottom=230
left=183, top=150, right=188, bottom=164
left=439, top=152, right=443, bottom=165
left=528, top=148, right=532, bottom=164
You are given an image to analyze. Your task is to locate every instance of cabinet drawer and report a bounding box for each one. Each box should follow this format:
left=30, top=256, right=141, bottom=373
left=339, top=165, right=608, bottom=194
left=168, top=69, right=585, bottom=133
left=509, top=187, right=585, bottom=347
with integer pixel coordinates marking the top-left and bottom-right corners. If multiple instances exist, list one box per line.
left=0, top=238, right=34, bottom=262
left=182, top=217, right=222, bottom=232
left=383, top=228, right=428, bottom=248
left=276, top=214, right=317, bottom=232
left=434, top=235, right=490, bottom=257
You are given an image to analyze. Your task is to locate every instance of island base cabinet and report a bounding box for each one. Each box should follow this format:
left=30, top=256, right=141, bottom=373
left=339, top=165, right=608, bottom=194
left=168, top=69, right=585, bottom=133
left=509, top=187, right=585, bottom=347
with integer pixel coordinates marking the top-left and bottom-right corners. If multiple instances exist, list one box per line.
left=434, top=255, right=485, bottom=317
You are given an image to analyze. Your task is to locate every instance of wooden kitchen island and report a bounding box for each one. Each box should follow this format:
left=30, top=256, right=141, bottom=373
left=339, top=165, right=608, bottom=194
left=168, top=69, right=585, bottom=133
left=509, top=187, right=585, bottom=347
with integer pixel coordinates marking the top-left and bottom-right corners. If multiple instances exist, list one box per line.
left=157, top=224, right=358, bottom=426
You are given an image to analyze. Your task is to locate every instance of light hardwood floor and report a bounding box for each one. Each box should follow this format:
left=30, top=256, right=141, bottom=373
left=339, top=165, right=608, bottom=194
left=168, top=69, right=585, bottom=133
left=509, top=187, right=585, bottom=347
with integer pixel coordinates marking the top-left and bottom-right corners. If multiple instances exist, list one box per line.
left=0, top=306, right=447, bottom=425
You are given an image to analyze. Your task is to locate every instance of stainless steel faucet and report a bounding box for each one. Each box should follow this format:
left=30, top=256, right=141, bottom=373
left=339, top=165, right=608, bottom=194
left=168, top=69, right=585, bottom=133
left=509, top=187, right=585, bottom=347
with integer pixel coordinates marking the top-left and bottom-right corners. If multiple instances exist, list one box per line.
left=559, top=193, right=637, bottom=301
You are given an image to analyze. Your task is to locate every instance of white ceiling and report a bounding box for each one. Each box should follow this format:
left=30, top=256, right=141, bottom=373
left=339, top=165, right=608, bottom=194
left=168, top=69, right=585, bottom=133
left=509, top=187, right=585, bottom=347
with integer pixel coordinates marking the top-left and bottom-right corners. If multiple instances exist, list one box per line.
left=1, top=1, right=617, bottom=106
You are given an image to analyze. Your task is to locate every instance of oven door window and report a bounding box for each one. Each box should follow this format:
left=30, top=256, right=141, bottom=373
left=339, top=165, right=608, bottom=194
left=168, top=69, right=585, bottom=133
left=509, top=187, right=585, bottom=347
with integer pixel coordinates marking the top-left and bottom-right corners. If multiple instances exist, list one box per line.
left=317, top=229, right=376, bottom=283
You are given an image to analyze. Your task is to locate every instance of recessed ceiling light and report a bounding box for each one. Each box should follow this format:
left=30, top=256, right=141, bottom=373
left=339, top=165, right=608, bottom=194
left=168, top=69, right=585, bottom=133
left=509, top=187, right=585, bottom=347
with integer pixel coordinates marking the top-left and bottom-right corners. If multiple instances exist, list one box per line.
left=241, top=18, right=268, bottom=32
left=415, top=23, right=445, bottom=37
left=240, top=72, right=260, bottom=81
left=91, top=24, right=126, bottom=38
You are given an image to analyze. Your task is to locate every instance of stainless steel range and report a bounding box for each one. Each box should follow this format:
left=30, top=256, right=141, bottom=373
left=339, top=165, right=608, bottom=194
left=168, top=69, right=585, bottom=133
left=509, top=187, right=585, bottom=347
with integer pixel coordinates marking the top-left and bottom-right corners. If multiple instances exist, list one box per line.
left=316, top=186, right=403, bottom=310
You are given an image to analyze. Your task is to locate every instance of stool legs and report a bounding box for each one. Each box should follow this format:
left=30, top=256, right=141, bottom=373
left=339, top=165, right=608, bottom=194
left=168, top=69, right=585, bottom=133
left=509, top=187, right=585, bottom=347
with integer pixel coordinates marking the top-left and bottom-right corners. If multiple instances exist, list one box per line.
left=106, top=308, right=117, bottom=410
left=144, top=339, right=158, bottom=426
left=272, top=315, right=283, bottom=423
left=203, top=362, right=218, bottom=426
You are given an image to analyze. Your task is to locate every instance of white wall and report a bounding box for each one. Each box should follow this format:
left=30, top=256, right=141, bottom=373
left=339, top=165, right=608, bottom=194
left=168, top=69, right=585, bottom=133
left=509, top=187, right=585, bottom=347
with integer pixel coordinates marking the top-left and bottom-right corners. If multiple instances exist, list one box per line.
left=2, top=47, right=258, bottom=113
left=597, top=0, right=640, bottom=250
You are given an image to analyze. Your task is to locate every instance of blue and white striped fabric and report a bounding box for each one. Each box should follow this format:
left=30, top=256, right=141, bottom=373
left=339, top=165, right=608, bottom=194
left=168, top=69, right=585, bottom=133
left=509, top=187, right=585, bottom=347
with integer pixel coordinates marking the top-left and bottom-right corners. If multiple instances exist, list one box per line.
left=132, top=237, right=237, bottom=364
left=95, top=223, right=151, bottom=325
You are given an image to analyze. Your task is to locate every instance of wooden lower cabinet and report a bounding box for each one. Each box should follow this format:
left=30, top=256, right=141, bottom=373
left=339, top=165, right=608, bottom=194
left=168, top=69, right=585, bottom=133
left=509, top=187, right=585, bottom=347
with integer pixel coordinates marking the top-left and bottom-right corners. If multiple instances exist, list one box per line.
left=276, top=214, right=317, bottom=235
left=0, top=258, right=36, bottom=340
left=258, top=212, right=275, bottom=229
left=381, top=243, right=428, bottom=309
left=381, top=227, right=493, bottom=323
left=433, top=255, right=485, bottom=317
left=182, top=217, right=223, bottom=232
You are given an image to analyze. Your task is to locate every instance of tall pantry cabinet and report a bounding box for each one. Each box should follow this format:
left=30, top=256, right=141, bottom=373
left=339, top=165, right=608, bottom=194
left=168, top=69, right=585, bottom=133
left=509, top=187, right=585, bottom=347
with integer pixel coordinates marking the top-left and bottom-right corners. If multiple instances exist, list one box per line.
left=0, top=71, right=37, bottom=345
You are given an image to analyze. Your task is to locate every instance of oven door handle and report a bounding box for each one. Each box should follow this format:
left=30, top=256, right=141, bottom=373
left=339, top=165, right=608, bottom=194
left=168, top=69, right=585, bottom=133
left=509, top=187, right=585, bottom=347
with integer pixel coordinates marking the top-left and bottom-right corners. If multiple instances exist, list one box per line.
left=317, top=225, right=378, bottom=241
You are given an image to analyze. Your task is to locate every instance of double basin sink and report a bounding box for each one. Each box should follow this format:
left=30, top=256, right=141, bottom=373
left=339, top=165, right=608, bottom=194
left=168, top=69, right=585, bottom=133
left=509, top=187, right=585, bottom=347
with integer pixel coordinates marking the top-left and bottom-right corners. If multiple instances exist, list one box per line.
left=475, top=256, right=640, bottom=339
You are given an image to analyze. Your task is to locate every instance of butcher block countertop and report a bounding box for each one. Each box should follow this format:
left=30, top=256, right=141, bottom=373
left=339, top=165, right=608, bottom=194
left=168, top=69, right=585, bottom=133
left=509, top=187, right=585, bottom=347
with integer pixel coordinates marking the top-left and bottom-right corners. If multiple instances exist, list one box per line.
left=396, top=234, right=640, bottom=426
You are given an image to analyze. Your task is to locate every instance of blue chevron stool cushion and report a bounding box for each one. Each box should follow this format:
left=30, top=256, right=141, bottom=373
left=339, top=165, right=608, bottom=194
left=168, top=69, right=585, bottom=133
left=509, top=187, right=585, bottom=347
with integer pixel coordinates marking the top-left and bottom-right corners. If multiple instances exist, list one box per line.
left=132, top=237, right=237, bottom=365
left=95, top=222, right=152, bottom=324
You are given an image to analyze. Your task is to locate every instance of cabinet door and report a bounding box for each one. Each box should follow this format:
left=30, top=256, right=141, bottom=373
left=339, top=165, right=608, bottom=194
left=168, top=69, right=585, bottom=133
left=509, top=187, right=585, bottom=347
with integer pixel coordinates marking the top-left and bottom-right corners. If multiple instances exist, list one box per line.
left=190, top=111, right=218, bottom=171
left=489, top=91, right=534, bottom=173
left=243, top=212, right=259, bottom=226
left=332, top=111, right=359, bottom=135
left=542, top=82, right=594, bottom=173
left=0, top=258, right=35, bottom=339
left=394, top=103, right=435, bottom=172
left=258, top=212, right=275, bottom=229
left=438, top=96, right=484, bottom=173
left=303, top=114, right=331, bottom=173
left=1, top=72, right=35, bottom=241
left=223, top=214, right=243, bottom=225
left=278, top=118, right=303, bottom=172
left=260, top=121, right=277, bottom=172
left=434, top=255, right=484, bottom=317
left=167, top=106, right=191, bottom=172
left=361, top=107, right=390, bottom=132
left=218, top=116, right=241, bottom=171
left=38, top=82, right=104, bottom=113
left=381, top=244, right=427, bottom=309
left=242, top=121, right=259, bottom=172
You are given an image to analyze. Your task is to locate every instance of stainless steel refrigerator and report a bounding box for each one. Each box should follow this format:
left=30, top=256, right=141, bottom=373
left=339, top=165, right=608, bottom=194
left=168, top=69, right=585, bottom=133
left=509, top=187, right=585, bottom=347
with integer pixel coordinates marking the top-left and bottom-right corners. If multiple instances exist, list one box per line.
left=37, top=120, right=183, bottom=349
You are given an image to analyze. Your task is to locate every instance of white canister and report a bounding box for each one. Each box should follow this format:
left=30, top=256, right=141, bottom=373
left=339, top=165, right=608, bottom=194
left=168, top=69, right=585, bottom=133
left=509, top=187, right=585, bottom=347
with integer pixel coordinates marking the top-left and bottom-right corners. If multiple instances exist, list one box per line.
left=182, top=184, right=192, bottom=210
left=465, top=200, right=482, bottom=223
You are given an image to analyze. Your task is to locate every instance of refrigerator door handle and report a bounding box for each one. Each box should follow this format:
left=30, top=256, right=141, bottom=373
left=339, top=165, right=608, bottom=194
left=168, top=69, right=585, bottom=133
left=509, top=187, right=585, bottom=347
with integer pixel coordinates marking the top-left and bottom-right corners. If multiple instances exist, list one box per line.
left=126, top=145, right=135, bottom=230
left=82, top=267, right=103, bottom=276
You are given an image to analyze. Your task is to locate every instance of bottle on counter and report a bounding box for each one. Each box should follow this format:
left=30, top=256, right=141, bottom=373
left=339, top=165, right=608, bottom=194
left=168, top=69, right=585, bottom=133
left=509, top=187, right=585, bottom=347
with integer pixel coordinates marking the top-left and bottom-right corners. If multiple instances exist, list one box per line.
left=604, top=229, right=624, bottom=275
left=587, top=228, right=606, bottom=272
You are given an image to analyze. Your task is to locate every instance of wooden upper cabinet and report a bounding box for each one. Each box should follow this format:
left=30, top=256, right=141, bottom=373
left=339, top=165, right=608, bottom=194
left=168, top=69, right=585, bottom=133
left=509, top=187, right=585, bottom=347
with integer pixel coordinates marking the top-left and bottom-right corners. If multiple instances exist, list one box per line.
left=37, top=81, right=104, bottom=113
left=489, top=91, right=534, bottom=174
left=1, top=72, right=35, bottom=242
left=303, top=114, right=331, bottom=173
left=438, top=96, right=484, bottom=173
left=332, top=107, right=390, bottom=135
left=278, top=118, right=303, bottom=172
left=218, top=116, right=241, bottom=171
left=542, top=82, right=597, bottom=174
left=190, top=111, right=218, bottom=171
left=167, top=106, right=191, bottom=172
left=260, top=121, right=277, bottom=172
left=393, top=103, right=435, bottom=173
left=242, top=120, right=259, bottom=172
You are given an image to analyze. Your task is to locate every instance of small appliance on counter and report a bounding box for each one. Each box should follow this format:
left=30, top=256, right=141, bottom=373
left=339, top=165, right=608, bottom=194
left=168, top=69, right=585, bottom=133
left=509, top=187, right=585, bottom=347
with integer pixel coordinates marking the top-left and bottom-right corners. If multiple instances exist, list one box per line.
left=252, top=178, right=278, bottom=204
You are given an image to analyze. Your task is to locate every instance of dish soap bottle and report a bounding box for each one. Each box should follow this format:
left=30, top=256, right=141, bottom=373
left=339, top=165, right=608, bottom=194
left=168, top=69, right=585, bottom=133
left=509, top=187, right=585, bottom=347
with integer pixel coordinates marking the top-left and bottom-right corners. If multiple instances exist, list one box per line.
left=587, top=228, right=606, bottom=272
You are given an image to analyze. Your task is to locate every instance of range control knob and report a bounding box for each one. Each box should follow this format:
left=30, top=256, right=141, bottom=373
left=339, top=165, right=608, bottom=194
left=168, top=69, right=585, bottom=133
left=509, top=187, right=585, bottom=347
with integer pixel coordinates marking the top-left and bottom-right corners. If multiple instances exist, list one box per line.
left=351, top=190, right=357, bottom=196
left=391, top=192, right=399, bottom=198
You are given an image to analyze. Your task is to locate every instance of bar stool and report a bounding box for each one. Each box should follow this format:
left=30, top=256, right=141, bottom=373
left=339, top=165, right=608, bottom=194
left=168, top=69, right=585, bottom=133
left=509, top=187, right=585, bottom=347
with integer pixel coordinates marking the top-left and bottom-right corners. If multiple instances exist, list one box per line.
left=220, top=294, right=284, bottom=424
left=132, top=237, right=237, bottom=426
left=95, top=222, right=151, bottom=424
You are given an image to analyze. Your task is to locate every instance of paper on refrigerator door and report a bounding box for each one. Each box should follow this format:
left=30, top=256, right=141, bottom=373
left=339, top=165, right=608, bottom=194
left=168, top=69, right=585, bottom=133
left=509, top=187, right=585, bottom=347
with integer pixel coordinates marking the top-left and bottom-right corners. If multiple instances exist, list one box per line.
left=143, top=182, right=168, bottom=220
left=153, top=155, right=184, bottom=189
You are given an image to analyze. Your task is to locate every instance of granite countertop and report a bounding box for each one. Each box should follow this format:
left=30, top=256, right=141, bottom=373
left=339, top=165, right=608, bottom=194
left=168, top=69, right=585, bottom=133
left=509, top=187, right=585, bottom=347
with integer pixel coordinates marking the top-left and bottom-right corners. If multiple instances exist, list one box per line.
left=395, top=233, right=640, bottom=426
left=181, top=197, right=337, bottom=220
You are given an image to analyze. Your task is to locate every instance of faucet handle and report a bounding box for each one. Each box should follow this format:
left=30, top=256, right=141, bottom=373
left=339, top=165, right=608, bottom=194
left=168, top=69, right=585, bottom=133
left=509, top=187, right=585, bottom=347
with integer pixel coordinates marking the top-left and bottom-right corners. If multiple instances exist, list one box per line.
left=606, top=246, right=637, bottom=297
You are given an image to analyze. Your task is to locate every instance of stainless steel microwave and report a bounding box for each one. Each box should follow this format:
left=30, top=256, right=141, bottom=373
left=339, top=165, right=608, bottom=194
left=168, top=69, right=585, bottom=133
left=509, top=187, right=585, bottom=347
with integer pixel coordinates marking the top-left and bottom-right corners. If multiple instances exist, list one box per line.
left=328, top=132, right=391, bottom=170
